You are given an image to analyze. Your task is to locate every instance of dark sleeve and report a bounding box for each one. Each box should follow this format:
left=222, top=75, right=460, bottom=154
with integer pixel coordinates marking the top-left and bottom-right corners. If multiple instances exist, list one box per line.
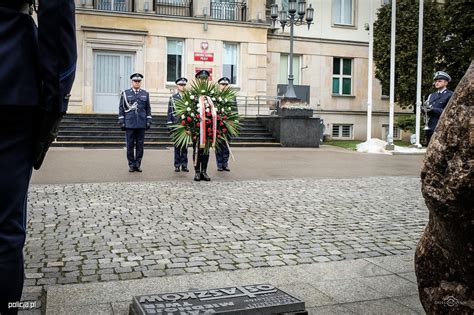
left=38, top=0, right=77, bottom=113
left=146, top=92, right=152, bottom=119
left=431, top=107, right=443, bottom=117
left=118, top=93, right=125, bottom=120
left=432, top=93, right=452, bottom=117
left=167, top=96, right=174, bottom=123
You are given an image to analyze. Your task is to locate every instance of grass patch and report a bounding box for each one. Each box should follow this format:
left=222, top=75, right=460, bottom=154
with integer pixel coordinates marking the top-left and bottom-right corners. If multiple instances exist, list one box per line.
left=323, top=139, right=411, bottom=150
left=394, top=140, right=411, bottom=147
left=323, top=140, right=361, bottom=150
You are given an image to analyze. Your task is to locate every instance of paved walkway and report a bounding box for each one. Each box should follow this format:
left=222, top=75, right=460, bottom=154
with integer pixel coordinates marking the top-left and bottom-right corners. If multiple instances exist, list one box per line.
left=45, top=255, right=423, bottom=314
left=31, top=146, right=424, bottom=184
left=19, top=147, right=427, bottom=314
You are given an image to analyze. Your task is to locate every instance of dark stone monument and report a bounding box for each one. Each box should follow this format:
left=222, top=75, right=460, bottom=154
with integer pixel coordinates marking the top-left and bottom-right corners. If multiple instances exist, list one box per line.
left=415, top=61, right=474, bottom=314
left=258, top=98, right=320, bottom=147
left=130, top=284, right=307, bottom=315
left=278, top=108, right=313, bottom=118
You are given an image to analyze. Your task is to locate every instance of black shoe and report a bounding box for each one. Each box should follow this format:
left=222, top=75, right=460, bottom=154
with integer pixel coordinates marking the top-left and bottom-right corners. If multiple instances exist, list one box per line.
left=201, top=171, right=211, bottom=181
left=129, top=167, right=135, bottom=172
left=182, top=166, right=189, bottom=172
left=194, top=172, right=201, bottom=181
left=135, top=167, right=142, bottom=172
left=223, top=167, right=230, bottom=172
left=217, top=167, right=223, bottom=172
left=175, top=167, right=181, bottom=172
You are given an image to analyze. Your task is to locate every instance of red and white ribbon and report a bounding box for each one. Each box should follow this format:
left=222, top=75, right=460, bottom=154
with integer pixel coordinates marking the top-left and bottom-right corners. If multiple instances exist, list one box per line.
left=198, top=96, right=217, bottom=148
left=209, top=97, right=217, bottom=148
left=199, top=96, right=207, bottom=147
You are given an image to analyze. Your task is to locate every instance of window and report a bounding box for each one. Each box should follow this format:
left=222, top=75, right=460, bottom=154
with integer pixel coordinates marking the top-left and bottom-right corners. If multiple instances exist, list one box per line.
left=333, top=0, right=353, bottom=25
left=332, top=58, right=352, bottom=96
left=279, top=54, right=300, bottom=85
left=223, top=42, right=238, bottom=85
left=382, top=124, right=401, bottom=140
left=167, top=39, right=184, bottom=83
left=332, top=124, right=353, bottom=139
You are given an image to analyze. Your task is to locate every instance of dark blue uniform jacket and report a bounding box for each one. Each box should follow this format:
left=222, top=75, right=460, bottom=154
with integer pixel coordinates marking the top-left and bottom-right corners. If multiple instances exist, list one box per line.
left=427, top=89, right=453, bottom=131
left=0, top=1, right=77, bottom=112
left=118, top=89, right=152, bottom=129
left=167, top=92, right=182, bottom=123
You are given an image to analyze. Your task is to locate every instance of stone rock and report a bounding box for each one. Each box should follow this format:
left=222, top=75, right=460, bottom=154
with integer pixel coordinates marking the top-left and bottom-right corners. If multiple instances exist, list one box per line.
left=415, top=61, right=474, bottom=314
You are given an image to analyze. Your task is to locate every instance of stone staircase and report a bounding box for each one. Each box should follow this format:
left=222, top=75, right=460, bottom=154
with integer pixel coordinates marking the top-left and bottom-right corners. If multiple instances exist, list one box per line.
left=54, top=114, right=281, bottom=148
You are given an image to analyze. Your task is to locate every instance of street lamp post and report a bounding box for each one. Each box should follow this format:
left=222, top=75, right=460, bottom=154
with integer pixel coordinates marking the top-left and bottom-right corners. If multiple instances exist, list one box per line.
left=270, top=0, right=314, bottom=100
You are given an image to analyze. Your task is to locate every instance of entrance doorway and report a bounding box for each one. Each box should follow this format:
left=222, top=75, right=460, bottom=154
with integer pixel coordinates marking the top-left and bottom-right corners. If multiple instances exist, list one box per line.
left=94, top=51, right=134, bottom=113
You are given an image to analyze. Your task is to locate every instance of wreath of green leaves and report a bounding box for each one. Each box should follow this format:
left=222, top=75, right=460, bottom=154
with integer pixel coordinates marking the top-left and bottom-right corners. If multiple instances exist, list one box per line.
left=171, top=79, right=240, bottom=152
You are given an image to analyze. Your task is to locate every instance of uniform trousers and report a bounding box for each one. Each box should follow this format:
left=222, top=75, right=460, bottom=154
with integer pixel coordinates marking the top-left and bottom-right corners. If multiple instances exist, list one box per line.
left=215, top=144, right=230, bottom=169
left=425, top=132, right=433, bottom=146
left=0, top=107, right=35, bottom=314
left=192, top=142, right=209, bottom=172
left=125, top=128, right=145, bottom=169
left=174, top=146, right=188, bottom=168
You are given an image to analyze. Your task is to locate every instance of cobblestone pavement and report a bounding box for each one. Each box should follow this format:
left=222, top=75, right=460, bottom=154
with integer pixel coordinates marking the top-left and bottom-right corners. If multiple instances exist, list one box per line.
left=21, top=176, right=427, bottom=312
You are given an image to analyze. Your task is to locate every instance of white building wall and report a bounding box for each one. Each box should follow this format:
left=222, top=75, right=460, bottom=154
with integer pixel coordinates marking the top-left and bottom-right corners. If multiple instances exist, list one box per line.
left=71, top=0, right=411, bottom=140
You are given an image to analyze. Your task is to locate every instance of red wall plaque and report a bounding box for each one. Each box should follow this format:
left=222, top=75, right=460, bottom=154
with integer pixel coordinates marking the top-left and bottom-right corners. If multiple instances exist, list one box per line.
left=194, top=52, right=214, bottom=62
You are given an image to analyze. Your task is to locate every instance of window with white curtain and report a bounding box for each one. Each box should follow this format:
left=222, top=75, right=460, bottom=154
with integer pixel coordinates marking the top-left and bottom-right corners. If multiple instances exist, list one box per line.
left=167, top=39, right=184, bottom=83
left=223, top=42, right=238, bottom=85
left=333, top=0, right=353, bottom=25
left=279, top=54, right=301, bottom=85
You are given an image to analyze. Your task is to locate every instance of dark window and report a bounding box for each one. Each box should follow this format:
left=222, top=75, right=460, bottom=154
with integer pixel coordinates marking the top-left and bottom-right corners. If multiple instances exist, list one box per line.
left=332, top=57, right=352, bottom=96
left=223, top=42, right=238, bottom=85
left=167, top=39, right=183, bottom=83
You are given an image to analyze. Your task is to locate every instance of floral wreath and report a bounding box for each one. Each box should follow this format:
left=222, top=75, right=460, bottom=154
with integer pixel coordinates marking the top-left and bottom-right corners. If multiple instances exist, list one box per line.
left=171, top=79, right=240, bottom=153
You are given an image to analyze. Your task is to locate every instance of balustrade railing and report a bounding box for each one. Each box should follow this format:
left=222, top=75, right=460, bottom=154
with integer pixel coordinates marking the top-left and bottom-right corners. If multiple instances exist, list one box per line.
left=210, top=1, right=247, bottom=21
left=156, top=0, right=193, bottom=17
left=95, top=0, right=131, bottom=12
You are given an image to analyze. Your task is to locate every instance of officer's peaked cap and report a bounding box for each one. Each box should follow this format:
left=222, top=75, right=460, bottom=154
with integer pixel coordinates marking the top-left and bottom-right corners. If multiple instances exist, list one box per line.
left=195, top=70, right=210, bottom=79
left=218, top=77, right=231, bottom=85
left=130, top=73, right=144, bottom=81
left=433, top=71, right=451, bottom=82
left=175, top=77, right=188, bottom=85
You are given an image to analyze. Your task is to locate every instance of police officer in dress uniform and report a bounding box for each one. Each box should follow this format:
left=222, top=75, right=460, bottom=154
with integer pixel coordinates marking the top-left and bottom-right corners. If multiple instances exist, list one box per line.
left=118, top=73, right=152, bottom=172
left=0, top=1, right=77, bottom=313
left=167, top=77, right=189, bottom=172
left=193, top=70, right=211, bottom=181
left=215, top=77, right=233, bottom=172
left=422, top=71, right=453, bottom=145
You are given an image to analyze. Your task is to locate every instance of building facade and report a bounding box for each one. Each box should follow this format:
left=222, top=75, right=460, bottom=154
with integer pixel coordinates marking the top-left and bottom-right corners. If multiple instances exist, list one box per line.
left=70, top=0, right=409, bottom=140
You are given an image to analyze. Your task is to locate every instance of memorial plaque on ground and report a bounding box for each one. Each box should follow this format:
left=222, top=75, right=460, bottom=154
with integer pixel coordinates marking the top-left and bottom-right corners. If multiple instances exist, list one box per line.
left=130, top=284, right=306, bottom=315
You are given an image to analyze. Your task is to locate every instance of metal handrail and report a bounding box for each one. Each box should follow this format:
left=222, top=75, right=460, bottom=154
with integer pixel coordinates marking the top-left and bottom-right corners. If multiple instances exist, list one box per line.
left=149, top=94, right=280, bottom=117
left=235, top=95, right=280, bottom=117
